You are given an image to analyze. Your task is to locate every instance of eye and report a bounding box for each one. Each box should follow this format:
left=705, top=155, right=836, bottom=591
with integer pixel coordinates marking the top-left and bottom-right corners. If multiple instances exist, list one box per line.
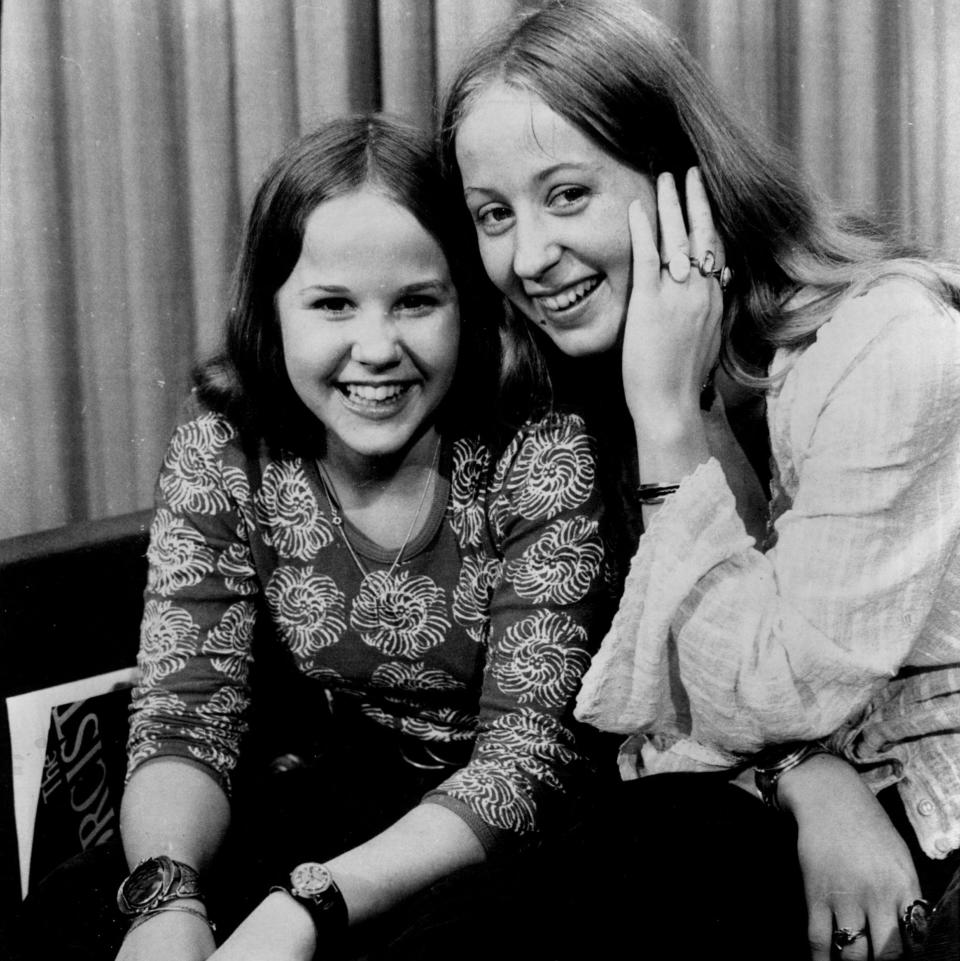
left=395, top=294, right=438, bottom=315
left=309, top=297, right=354, bottom=315
left=548, top=185, right=589, bottom=211
left=475, top=203, right=514, bottom=236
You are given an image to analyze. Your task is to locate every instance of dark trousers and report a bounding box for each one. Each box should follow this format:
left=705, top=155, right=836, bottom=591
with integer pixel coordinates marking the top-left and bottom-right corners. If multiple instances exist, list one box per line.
left=10, top=711, right=585, bottom=961
left=562, top=773, right=959, bottom=961
left=12, top=750, right=959, bottom=961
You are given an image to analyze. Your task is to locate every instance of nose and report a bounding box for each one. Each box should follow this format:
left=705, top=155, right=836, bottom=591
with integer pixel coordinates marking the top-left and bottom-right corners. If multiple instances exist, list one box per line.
left=512, top=212, right=562, bottom=280
left=351, top=311, right=402, bottom=367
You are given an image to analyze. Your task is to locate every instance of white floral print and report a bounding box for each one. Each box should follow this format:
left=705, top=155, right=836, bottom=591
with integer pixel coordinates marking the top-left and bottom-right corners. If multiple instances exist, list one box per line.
left=147, top=509, right=215, bottom=596
left=202, top=601, right=255, bottom=680
left=265, top=566, right=347, bottom=655
left=452, top=554, right=502, bottom=643
left=353, top=570, right=450, bottom=658
left=126, top=690, right=189, bottom=774
left=450, top=438, right=487, bottom=548
left=508, top=416, right=594, bottom=521
left=361, top=703, right=478, bottom=741
left=476, top=710, right=580, bottom=790
left=493, top=611, right=591, bottom=707
left=217, top=541, right=257, bottom=595
left=160, top=413, right=236, bottom=515
left=255, top=461, right=334, bottom=560
left=505, top=517, right=604, bottom=605
left=440, top=760, right=537, bottom=833
left=138, top=600, right=199, bottom=687
left=371, top=660, right=465, bottom=691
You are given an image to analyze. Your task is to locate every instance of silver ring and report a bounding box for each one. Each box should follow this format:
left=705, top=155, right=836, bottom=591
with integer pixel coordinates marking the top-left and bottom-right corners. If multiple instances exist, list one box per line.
left=901, top=899, right=931, bottom=942
left=832, top=927, right=867, bottom=950
left=690, top=250, right=717, bottom=274
left=687, top=255, right=732, bottom=291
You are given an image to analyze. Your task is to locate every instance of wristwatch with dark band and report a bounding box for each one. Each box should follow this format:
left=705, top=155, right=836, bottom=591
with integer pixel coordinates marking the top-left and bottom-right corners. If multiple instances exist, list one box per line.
left=272, top=861, right=349, bottom=944
left=117, top=855, right=204, bottom=917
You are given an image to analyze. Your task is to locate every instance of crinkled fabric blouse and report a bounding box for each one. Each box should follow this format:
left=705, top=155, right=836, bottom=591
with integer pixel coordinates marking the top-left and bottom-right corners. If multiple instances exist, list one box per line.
left=576, top=278, right=960, bottom=861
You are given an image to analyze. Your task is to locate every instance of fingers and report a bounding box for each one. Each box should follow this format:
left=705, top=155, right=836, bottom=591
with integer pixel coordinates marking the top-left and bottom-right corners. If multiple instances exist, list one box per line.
left=685, top=167, right=720, bottom=266
left=833, top=919, right=871, bottom=961
left=869, top=904, right=904, bottom=961
left=656, top=173, right=690, bottom=282
left=628, top=197, right=660, bottom=281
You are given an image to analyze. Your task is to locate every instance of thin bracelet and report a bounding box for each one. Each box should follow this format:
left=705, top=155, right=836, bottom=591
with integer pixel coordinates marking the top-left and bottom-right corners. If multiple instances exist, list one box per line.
left=637, top=483, right=681, bottom=505
left=754, top=743, right=828, bottom=811
left=126, top=903, right=216, bottom=936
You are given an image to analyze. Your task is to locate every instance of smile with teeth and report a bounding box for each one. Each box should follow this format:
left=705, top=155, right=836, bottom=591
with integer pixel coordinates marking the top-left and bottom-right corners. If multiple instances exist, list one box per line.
left=339, top=382, right=412, bottom=406
left=534, top=277, right=601, bottom=312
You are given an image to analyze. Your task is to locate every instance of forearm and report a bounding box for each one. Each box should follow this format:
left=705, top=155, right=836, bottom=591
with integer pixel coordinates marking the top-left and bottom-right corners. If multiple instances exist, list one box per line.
left=634, top=399, right=766, bottom=543
left=326, top=802, right=485, bottom=925
left=213, top=803, right=486, bottom=960
left=120, top=758, right=230, bottom=872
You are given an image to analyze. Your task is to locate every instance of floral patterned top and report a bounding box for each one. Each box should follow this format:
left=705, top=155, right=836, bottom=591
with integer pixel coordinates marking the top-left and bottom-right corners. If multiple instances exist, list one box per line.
left=127, top=399, right=610, bottom=852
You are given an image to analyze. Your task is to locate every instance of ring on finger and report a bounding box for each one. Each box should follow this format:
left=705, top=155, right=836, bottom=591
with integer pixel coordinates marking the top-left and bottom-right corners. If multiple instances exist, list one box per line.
left=832, top=927, right=867, bottom=950
left=900, top=899, right=931, bottom=942
left=688, top=250, right=716, bottom=276
left=687, top=255, right=733, bottom=291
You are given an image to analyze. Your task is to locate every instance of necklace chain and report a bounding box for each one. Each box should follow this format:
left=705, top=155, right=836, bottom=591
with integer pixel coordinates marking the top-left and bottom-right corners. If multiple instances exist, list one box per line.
left=315, top=439, right=441, bottom=584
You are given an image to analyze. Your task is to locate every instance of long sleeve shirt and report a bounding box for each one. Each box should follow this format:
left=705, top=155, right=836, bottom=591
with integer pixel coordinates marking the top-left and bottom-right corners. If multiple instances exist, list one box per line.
left=128, top=400, right=611, bottom=853
left=575, top=278, right=960, bottom=860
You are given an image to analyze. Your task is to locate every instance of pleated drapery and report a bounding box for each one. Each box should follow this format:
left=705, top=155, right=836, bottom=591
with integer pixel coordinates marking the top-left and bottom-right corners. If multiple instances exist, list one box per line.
left=2, top=0, right=959, bottom=539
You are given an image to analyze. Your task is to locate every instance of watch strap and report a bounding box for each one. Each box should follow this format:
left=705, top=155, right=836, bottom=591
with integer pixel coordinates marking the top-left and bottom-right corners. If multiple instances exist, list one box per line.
left=271, top=861, right=348, bottom=946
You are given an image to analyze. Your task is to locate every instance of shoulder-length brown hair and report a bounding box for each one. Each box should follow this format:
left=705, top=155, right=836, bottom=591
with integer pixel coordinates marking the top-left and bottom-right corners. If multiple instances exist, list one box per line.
left=197, top=113, right=500, bottom=455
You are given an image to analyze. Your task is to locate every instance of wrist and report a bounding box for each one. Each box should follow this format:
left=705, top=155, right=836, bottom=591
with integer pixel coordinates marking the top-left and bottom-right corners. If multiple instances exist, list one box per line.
left=775, top=751, right=849, bottom=817
left=266, top=888, right=319, bottom=950
left=753, top=743, right=828, bottom=812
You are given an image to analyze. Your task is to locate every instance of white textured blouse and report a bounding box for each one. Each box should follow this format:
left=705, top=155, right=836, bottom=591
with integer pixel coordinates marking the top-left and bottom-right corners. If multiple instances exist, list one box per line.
left=575, top=278, right=960, bottom=860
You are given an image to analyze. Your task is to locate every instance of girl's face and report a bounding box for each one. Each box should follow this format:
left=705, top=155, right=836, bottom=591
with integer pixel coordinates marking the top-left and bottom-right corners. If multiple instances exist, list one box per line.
left=456, top=82, right=657, bottom=357
left=276, top=188, right=460, bottom=469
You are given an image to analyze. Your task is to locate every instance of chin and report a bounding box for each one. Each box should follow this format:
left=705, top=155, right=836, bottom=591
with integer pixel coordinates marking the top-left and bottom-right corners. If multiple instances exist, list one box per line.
left=546, top=323, right=621, bottom=359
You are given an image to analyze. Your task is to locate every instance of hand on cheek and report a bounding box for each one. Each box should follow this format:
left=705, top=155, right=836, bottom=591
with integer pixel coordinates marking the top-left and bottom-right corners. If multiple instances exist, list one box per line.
left=621, top=168, right=724, bottom=428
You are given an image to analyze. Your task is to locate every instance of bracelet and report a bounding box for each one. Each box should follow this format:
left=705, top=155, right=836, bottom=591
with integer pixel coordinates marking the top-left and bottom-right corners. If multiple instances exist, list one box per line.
left=754, top=743, right=828, bottom=811
left=637, top=483, right=681, bottom=505
left=126, top=903, right=216, bottom=936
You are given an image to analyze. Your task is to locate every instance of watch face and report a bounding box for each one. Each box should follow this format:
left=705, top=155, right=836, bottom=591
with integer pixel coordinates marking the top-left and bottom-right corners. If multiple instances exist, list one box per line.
left=290, top=862, right=333, bottom=900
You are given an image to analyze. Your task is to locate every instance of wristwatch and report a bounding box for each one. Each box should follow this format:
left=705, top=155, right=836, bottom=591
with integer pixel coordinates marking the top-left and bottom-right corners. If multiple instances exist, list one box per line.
left=273, top=861, right=348, bottom=941
left=117, top=855, right=204, bottom=917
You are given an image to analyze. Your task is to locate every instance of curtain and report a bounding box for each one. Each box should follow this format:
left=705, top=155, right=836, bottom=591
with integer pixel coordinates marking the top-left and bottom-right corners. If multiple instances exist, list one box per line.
left=2, top=0, right=958, bottom=540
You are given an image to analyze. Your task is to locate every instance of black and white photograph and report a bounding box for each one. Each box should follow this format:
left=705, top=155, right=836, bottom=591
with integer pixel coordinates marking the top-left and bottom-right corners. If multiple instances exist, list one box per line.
left=1, top=2, right=959, bottom=959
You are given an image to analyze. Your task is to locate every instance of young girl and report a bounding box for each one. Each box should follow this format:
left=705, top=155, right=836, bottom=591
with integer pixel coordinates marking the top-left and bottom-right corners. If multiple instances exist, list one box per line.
left=16, top=115, right=611, bottom=961
left=442, top=2, right=960, bottom=958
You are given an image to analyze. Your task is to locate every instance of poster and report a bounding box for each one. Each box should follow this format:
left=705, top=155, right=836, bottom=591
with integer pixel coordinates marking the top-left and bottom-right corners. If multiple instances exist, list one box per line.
left=5, top=667, right=137, bottom=899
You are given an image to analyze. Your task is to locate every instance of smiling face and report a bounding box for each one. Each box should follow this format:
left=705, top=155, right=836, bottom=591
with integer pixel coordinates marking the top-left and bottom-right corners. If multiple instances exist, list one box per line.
left=275, top=188, right=460, bottom=472
left=455, top=81, right=657, bottom=357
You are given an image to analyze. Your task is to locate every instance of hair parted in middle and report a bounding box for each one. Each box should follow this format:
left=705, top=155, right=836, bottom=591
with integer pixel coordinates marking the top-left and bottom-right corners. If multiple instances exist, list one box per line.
left=440, top=0, right=960, bottom=396
left=196, top=112, right=500, bottom=455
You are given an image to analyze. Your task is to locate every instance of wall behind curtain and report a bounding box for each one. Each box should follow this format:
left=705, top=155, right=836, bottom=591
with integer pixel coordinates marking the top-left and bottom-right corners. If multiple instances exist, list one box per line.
left=1, top=0, right=958, bottom=539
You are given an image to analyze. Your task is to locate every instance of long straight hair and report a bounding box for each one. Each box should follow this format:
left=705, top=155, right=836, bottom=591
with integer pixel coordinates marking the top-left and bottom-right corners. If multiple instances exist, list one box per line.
left=441, top=0, right=960, bottom=399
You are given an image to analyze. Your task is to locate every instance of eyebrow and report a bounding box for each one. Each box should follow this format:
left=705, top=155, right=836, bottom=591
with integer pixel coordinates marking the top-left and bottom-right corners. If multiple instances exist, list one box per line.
left=463, top=161, right=591, bottom=197
left=297, top=280, right=451, bottom=296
